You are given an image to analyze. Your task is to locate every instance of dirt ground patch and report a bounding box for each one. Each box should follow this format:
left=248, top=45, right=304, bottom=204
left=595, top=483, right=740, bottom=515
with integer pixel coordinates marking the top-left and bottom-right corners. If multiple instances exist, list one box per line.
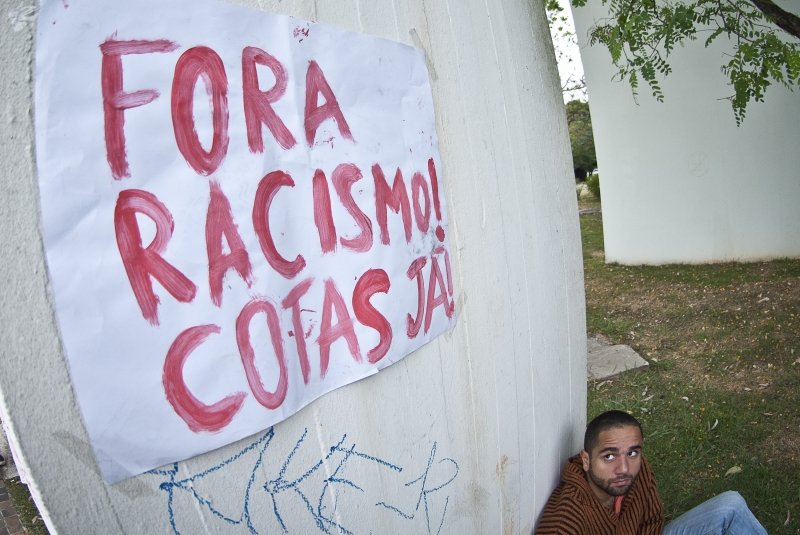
left=587, top=274, right=799, bottom=391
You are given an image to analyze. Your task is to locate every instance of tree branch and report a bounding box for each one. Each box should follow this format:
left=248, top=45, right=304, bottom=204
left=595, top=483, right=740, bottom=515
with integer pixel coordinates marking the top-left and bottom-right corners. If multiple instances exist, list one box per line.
left=748, top=0, right=800, bottom=40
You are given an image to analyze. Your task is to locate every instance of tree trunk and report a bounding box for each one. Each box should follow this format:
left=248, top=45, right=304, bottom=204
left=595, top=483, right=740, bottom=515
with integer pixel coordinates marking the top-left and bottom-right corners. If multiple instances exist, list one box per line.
left=749, top=0, right=800, bottom=40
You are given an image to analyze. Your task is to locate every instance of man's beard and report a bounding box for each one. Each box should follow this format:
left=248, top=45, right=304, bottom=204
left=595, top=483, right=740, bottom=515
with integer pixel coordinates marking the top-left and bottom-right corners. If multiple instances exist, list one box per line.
left=587, top=466, right=636, bottom=497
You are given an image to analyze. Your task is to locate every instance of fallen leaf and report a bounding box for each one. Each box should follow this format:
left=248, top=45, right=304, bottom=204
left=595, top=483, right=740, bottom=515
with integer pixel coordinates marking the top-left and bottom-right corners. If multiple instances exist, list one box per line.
left=643, top=395, right=654, bottom=401
left=711, top=419, right=719, bottom=430
left=757, top=297, right=770, bottom=303
left=681, top=396, right=689, bottom=401
left=743, top=387, right=752, bottom=392
left=758, top=383, right=770, bottom=389
left=762, top=413, right=773, bottom=416
left=785, top=510, right=791, bottom=527
left=595, top=380, right=610, bottom=391
left=725, top=466, right=742, bottom=477
left=793, top=358, right=800, bottom=366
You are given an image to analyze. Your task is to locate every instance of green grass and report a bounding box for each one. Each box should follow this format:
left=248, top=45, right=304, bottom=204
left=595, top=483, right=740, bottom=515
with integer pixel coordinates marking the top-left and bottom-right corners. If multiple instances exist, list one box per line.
left=5, top=477, right=50, bottom=535
left=582, top=212, right=800, bottom=533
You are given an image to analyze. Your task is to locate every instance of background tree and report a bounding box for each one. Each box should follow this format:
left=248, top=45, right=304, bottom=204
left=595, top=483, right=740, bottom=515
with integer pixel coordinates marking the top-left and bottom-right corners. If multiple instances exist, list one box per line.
left=545, top=0, right=587, bottom=98
left=566, top=100, right=597, bottom=180
left=543, top=1, right=596, bottom=178
left=571, top=0, right=800, bottom=124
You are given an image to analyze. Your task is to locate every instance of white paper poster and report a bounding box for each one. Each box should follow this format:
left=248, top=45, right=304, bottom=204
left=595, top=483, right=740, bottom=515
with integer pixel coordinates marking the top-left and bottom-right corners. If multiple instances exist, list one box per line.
left=35, top=0, right=455, bottom=483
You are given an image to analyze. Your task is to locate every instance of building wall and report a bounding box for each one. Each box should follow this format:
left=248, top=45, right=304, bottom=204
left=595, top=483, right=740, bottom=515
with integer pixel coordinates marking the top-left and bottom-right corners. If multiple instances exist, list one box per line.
left=0, top=0, right=585, bottom=532
left=572, top=1, right=800, bottom=265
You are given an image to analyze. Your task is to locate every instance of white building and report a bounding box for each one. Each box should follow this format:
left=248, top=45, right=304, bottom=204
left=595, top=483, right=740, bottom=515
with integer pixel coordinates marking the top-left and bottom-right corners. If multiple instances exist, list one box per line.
left=572, top=1, right=800, bottom=265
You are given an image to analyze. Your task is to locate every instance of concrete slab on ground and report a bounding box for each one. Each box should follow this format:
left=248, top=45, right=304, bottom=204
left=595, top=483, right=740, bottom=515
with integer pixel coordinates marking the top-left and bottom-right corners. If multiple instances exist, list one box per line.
left=587, top=335, right=649, bottom=380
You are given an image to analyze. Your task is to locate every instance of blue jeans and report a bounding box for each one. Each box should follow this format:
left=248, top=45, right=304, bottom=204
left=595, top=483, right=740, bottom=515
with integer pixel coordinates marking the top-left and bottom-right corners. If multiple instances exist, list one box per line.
left=663, top=491, right=767, bottom=535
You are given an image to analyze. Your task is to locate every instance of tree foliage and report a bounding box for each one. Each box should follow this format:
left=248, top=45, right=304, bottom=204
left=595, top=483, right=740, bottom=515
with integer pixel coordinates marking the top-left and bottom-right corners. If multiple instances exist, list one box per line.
left=545, top=0, right=587, bottom=96
left=566, top=99, right=597, bottom=179
left=571, top=0, right=800, bottom=124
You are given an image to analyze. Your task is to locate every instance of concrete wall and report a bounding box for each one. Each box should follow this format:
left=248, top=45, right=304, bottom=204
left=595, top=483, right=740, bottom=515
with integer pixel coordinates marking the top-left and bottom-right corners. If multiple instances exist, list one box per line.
left=0, top=0, right=585, bottom=533
left=572, top=1, right=800, bottom=265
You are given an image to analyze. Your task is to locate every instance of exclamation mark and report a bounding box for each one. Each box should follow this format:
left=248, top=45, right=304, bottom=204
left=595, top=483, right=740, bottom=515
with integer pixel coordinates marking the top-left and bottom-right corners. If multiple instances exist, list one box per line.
left=434, top=245, right=455, bottom=316
left=445, top=249, right=455, bottom=316
left=429, top=158, right=445, bottom=242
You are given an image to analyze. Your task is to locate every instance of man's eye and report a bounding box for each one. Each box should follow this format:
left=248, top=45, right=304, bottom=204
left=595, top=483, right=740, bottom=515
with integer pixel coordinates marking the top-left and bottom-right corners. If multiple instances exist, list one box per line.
left=628, top=451, right=639, bottom=458
left=603, top=454, right=614, bottom=461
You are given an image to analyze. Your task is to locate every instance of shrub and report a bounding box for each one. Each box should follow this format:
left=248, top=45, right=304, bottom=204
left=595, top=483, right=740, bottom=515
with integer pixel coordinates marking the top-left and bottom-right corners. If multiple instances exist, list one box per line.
left=566, top=100, right=597, bottom=178
left=586, top=174, right=601, bottom=200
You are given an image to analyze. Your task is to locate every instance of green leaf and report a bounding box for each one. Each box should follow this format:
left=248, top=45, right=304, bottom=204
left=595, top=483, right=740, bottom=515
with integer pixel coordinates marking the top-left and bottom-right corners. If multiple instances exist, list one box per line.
left=725, top=465, right=742, bottom=477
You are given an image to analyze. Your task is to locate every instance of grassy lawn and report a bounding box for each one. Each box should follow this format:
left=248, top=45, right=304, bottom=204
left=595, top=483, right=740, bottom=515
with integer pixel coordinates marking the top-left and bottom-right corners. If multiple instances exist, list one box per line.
left=581, top=207, right=800, bottom=534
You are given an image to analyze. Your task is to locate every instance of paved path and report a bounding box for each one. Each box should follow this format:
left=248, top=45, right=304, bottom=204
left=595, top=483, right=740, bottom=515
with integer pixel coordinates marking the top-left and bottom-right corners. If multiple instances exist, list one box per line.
left=0, top=481, right=23, bottom=535
left=1, top=424, right=23, bottom=535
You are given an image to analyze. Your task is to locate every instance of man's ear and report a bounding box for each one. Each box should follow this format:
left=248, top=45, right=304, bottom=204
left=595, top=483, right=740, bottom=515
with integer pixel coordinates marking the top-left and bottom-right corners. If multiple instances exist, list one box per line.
left=579, top=449, right=590, bottom=472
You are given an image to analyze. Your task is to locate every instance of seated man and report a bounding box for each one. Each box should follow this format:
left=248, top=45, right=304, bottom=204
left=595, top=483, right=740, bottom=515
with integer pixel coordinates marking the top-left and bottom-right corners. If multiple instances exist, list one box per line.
left=536, top=410, right=766, bottom=535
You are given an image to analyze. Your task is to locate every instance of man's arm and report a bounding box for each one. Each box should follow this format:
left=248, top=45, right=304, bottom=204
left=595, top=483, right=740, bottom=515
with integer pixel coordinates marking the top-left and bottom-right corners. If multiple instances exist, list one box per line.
left=636, top=496, right=664, bottom=535
left=535, top=492, right=588, bottom=535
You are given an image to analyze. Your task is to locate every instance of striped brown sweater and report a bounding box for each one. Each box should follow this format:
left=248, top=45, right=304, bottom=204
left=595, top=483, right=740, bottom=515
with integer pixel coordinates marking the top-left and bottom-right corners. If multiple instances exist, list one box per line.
left=535, top=455, right=664, bottom=535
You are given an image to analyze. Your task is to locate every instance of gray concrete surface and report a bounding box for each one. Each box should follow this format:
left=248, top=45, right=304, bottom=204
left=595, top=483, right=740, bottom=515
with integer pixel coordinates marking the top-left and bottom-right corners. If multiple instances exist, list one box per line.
left=578, top=207, right=601, bottom=215
left=587, top=335, right=649, bottom=380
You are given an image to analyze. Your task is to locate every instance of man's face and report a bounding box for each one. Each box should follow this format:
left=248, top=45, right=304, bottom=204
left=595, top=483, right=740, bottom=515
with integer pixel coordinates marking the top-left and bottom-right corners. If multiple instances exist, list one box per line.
left=580, top=425, right=643, bottom=503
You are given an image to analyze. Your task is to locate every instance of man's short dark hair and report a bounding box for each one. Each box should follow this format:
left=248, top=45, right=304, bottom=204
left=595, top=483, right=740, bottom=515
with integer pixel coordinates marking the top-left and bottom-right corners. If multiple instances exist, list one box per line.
left=584, top=410, right=642, bottom=453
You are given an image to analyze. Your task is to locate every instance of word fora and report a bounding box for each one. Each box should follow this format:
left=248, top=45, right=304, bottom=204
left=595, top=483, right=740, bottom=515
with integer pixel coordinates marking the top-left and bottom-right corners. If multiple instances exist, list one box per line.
left=102, top=38, right=362, bottom=180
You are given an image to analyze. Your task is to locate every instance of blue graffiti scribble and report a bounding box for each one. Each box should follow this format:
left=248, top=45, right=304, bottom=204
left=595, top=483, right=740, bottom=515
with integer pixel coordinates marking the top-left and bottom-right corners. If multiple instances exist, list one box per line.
left=150, top=427, right=459, bottom=535
left=148, top=428, right=275, bottom=535
left=264, top=429, right=403, bottom=534
left=376, top=442, right=459, bottom=535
